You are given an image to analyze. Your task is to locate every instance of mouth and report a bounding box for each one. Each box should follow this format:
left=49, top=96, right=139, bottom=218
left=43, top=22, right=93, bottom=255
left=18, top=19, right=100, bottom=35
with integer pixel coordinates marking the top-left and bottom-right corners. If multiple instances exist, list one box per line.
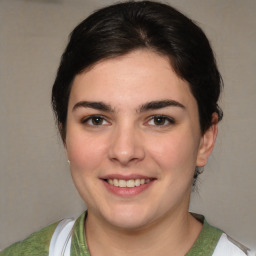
left=105, top=178, right=152, bottom=188
left=101, top=176, right=156, bottom=197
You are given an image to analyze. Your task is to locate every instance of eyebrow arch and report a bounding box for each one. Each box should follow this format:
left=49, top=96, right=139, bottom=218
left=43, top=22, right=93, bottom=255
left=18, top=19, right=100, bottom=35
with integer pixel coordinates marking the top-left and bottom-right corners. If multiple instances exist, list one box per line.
left=72, top=101, right=114, bottom=112
left=139, top=100, right=185, bottom=112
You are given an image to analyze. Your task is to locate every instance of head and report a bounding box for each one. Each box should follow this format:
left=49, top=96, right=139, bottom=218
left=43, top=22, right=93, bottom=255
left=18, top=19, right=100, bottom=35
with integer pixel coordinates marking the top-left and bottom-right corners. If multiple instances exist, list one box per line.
left=51, top=0, right=223, bottom=229
left=51, top=2, right=223, bottom=215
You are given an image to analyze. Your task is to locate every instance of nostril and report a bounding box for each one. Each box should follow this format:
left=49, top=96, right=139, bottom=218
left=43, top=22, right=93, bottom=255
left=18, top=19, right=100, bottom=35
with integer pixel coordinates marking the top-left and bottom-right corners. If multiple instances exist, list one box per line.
left=108, top=130, right=145, bottom=165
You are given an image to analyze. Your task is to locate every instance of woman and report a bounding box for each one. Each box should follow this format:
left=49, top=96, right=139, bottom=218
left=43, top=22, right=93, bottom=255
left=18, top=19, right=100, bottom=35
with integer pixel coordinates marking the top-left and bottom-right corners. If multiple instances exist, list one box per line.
left=1, top=1, right=252, bottom=255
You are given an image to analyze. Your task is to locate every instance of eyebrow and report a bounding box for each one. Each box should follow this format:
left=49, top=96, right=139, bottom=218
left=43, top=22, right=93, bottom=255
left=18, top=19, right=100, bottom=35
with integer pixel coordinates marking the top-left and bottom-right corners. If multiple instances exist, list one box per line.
left=72, top=101, right=114, bottom=112
left=138, top=100, right=185, bottom=112
left=72, top=99, right=185, bottom=113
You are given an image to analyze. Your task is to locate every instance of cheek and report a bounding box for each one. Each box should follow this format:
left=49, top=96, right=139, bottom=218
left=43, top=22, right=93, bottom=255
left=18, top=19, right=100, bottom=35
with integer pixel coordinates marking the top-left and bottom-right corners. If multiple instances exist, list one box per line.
left=66, top=132, right=108, bottom=203
left=148, top=132, right=199, bottom=174
left=66, top=131, right=107, bottom=173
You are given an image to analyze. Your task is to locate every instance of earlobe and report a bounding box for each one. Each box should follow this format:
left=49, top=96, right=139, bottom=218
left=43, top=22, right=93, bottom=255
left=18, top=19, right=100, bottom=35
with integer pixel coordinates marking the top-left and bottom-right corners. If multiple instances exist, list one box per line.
left=196, top=113, right=218, bottom=167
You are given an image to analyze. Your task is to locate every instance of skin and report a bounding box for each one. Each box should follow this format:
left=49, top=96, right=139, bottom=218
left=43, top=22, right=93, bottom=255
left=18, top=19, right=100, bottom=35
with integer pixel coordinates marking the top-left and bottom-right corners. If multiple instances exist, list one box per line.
left=65, top=49, right=218, bottom=255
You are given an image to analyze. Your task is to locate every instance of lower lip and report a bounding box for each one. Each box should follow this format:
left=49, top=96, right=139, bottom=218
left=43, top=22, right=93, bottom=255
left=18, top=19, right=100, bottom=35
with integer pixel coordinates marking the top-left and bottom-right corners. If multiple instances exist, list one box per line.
left=102, top=180, right=155, bottom=197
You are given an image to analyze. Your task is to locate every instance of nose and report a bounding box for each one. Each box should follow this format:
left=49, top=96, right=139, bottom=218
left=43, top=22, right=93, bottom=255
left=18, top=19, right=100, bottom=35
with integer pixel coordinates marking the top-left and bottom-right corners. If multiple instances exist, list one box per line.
left=108, top=123, right=145, bottom=166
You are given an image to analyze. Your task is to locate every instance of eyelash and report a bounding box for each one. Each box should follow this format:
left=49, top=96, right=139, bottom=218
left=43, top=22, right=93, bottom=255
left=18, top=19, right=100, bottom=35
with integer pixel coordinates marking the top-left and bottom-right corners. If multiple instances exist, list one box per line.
left=81, top=115, right=175, bottom=127
left=147, top=115, right=175, bottom=127
left=81, top=115, right=109, bottom=126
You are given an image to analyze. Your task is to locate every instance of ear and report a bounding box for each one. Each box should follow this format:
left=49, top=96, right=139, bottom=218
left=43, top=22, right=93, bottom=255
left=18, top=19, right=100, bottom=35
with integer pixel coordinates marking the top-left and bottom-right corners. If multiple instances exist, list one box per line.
left=196, top=113, right=218, bottom=167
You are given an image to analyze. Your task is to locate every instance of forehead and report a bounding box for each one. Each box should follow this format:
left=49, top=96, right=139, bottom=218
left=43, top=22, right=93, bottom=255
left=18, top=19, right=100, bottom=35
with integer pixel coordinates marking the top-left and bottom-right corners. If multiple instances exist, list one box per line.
left=69, top=50, right=196, bottom=110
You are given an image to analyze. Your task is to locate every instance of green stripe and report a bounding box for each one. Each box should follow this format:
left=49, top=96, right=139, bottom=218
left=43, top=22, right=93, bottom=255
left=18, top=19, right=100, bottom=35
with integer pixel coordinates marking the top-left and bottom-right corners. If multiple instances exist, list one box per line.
left=71, top=212, right=90, bottom=256
left=186, top=216, right=222, bottom=256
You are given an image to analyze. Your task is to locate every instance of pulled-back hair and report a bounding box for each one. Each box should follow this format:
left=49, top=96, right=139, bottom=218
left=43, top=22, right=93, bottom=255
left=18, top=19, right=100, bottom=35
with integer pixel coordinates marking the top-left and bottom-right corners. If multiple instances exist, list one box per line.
left=52, top=0, right=223, bottom=141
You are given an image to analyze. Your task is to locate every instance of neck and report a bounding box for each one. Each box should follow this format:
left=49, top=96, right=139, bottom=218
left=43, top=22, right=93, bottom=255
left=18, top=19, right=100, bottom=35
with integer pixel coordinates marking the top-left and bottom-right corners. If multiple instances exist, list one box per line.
left=85, top=208, right=202, bottom=256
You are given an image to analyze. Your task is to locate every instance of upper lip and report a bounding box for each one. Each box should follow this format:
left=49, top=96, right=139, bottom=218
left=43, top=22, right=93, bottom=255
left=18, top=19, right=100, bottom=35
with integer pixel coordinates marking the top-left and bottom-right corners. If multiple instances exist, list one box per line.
left=100, top=174, right=155, bottom=180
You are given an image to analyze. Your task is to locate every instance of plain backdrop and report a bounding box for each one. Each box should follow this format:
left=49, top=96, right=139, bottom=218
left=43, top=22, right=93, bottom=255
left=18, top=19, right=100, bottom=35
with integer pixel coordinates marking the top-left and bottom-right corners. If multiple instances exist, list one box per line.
left=0, top=0, right=255, bottom=251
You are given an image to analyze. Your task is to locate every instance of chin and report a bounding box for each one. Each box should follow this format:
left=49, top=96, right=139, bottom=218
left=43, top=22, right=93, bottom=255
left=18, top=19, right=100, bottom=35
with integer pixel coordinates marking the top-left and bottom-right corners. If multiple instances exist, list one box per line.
left=100, top=205, right=156, bottom=231
left=107, top=216, right=151, bottom=231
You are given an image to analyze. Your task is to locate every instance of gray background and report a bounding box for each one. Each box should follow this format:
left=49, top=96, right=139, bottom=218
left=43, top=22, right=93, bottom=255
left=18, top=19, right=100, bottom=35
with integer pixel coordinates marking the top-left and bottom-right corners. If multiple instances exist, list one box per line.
left=0, top=0, right=255, bottom=250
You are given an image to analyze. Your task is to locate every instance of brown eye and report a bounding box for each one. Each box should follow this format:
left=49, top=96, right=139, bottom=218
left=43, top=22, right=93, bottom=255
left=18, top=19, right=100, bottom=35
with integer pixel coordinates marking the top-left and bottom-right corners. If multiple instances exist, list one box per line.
left=153, top=116, right=166, bottom=125
left=82, top=115, right=108, bottom=126
left=148, top=115, right=175, bottom=126
left=91, top=116, right=104, bottom=125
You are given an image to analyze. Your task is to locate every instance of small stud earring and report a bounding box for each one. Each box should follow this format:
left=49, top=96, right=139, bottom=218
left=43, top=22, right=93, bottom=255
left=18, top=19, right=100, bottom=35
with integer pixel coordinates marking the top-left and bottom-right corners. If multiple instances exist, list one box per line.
left=67, top=160, right=70, bottom=165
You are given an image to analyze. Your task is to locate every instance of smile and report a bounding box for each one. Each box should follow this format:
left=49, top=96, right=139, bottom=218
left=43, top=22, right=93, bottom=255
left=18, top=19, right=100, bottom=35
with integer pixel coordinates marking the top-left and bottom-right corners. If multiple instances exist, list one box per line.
left=106, top=178, right=151, bottom=188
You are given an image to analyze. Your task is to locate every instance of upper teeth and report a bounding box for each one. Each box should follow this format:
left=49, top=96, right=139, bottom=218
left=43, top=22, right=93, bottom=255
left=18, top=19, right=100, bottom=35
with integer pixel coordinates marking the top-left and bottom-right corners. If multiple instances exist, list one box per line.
left=107, top=179, right=151, bottom=188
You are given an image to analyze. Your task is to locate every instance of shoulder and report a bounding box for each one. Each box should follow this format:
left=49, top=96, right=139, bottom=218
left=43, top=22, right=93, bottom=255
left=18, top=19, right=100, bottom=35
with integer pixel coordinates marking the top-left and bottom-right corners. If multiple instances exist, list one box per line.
left=0, top=221, right=59, bottom=256
left=187, top=213, right=254, bottom=256
left=213, top=233, right=253, bottom=256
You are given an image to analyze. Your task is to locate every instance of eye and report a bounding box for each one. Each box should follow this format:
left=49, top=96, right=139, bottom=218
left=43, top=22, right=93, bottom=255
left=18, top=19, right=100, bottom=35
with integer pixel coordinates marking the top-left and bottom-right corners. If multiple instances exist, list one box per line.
left=82, top=115, right=109, bottom=126
left=147, top=115, right=175, bottom=126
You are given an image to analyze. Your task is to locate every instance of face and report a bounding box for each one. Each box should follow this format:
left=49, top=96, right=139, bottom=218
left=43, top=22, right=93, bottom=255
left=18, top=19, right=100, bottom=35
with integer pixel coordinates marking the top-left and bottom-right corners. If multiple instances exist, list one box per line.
left=65, top=50, right=216, bottom=230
